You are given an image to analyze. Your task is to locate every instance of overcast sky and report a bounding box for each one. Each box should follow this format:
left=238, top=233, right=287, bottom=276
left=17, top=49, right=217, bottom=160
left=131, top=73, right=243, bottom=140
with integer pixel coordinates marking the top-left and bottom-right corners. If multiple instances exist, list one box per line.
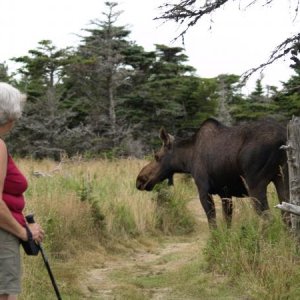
left=0, top=0, right=299, bottom=93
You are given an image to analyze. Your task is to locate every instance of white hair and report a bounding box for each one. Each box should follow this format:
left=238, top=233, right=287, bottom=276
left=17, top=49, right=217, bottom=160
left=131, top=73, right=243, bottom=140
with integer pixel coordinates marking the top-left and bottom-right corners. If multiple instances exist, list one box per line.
left=0, top=82, right=26, bottom=125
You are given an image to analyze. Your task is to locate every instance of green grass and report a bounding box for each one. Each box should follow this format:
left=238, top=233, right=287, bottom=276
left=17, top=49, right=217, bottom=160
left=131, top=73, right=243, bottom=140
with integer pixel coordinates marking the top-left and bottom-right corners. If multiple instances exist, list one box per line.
left=204, top=191, right=300, bottom=299
left=17, top=158, right=300, bottom=299
left=18, top=158, right=197, bottom=299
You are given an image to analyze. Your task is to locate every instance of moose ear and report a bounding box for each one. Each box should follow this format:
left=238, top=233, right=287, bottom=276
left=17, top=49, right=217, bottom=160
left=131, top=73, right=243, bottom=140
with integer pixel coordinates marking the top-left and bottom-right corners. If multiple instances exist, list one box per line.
left=159, top=127, right=174, bottom=148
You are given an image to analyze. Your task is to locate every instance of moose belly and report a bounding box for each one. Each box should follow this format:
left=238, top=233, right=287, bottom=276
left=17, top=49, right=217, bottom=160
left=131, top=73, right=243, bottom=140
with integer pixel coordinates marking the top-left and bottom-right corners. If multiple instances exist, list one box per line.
left=209, top=176, right=248, bottom=198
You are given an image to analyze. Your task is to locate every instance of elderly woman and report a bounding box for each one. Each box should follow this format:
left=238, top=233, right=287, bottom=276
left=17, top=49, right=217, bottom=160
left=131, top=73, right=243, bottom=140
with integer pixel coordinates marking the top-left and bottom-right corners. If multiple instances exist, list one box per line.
left=0, top=82, right=45, bottom=300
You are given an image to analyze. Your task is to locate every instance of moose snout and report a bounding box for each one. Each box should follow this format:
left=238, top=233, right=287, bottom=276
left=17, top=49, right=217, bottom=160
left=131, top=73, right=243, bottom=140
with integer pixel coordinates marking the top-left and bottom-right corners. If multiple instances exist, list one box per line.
left=136, top=180, right=143, bottom=190
left=136, top=176, right=146, bottom=190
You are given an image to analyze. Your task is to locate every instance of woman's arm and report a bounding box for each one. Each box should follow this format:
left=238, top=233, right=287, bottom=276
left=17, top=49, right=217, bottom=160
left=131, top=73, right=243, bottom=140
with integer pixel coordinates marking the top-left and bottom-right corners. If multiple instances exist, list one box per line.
left=0, top=200, right=27, bottom=240
left=0, top=139, right=27, bottom=240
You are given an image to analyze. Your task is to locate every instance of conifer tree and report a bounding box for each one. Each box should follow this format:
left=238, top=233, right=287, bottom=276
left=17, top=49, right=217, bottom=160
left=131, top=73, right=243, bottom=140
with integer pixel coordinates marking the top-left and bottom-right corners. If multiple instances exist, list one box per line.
left=64, top=2, right=135, bottom=147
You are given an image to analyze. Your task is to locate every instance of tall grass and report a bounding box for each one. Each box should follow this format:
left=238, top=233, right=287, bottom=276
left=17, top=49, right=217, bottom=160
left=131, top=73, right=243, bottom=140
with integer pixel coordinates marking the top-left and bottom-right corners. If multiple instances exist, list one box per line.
left=204, top=187, right=300, bottom=299
left=15, top=157, right=196, bottom=299
left=152, top=178, right=196, bottom=235
left=17, top=157, right=300, bottom=299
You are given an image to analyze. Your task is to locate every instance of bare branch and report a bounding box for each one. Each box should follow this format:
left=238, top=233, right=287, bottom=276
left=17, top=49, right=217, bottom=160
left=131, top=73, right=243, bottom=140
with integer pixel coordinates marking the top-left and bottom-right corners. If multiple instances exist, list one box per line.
left=156, top=0, right=229, bottom=42
left=293, top=0, right=300, bottom=21
left=242, top=33, right=300, bottom=82
left=157, top=0, right=300, bottom=78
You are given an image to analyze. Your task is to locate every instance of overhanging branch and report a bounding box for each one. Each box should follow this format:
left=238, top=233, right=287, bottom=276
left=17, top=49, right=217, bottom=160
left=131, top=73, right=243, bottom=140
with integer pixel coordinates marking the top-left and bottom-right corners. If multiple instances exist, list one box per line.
left=155, top=0, right=229, bottom=43
left=241, top=33, right=300, bottom=82
left=156, top=1, right=300, bottom=78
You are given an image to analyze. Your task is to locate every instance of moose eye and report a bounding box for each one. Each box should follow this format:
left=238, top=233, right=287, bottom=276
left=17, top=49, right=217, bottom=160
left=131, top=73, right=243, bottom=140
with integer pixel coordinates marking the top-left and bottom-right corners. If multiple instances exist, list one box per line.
left=154, top=154, right=160, bottom=162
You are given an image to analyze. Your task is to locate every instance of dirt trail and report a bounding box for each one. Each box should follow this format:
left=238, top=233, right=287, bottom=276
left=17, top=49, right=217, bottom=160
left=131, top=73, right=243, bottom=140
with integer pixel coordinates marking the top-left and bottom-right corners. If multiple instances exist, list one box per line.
left=81, top=198, right=211, bottom=300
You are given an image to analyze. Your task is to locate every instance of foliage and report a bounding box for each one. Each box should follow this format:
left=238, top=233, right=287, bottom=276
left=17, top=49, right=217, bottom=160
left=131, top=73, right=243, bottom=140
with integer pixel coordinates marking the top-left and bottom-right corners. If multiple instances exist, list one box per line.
left=62, top=2, right=140, bottom=149
left=272, top=42, right=300, bottom=119
left=0, top=62, right=11, bottom=82
left=1, top=2, right=300, bottom=158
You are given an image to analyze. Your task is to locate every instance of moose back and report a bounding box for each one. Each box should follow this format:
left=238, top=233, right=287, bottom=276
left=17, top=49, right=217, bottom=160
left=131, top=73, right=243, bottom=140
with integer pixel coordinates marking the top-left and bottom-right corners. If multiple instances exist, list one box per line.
left=136, top=118, right=289, bottom=228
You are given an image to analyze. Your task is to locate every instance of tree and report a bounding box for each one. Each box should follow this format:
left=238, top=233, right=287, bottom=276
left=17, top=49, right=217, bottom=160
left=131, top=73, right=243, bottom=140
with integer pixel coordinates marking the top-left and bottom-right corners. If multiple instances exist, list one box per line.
left=230, top=78, right=279, bottom=121
left=121, top=44, right=217, bottom=150
left=151, top=44, right=195, bottom=79
left=12, top=40, right=71, bottom=99
left=273, top=45, right=300, bottom=119
left=156, top=0, right=300, bottom=79
left=0, top=62, right=11, bottom=82
left=215, top=74, right=243, bottom=125
left=250, top=78, right=265, bottom=102
left=8, top=40, right=79, bottom=158
left=64, top=2, right=135, bottom=148
left=120, top=45, right=193, bottom=147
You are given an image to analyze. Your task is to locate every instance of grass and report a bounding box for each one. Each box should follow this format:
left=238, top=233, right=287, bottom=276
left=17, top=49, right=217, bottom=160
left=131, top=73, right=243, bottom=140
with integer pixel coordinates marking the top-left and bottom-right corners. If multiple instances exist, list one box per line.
left=99, top=185, right=300, bottom=300
left=107, top=235, right=239, bottom=300
left=15, top=157, right=300, bottom=299
left=204, top=187, right=300, bottom=299
left=16, top=157, right=196, bottom=299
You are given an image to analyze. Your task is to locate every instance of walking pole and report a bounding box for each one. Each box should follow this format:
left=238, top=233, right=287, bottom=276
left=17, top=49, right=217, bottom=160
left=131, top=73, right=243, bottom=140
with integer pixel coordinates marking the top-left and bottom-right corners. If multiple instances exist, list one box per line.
left=25, top=214, right=62, bottom=300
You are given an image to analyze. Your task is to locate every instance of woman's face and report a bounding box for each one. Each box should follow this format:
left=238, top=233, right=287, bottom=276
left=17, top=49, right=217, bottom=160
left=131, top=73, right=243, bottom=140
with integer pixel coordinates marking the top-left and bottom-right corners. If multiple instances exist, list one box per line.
left=0, top=120, right=15, bottom=137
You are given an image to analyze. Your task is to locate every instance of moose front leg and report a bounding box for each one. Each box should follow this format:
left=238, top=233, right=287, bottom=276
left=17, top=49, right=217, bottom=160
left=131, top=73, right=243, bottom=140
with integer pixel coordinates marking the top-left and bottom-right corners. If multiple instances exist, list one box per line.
left=222, top=198, right=233, bottom=227
left=199, top=191, right=216, bottom=229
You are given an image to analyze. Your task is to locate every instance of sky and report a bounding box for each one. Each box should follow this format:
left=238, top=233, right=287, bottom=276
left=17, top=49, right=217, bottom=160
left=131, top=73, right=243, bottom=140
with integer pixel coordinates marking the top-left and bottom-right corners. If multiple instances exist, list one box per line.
left=0, top=0, right=299, bottom=93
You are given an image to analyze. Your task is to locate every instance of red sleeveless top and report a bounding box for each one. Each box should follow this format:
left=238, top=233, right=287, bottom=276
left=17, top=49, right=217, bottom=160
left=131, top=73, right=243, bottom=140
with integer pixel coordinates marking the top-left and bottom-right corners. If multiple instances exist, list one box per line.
left=2, top=155, right=28, bottom=226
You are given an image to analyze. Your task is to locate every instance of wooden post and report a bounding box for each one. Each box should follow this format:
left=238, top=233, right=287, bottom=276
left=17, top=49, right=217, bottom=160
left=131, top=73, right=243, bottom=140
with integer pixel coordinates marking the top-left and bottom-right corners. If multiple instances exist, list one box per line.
left=282, top=117, right=300, bottom=234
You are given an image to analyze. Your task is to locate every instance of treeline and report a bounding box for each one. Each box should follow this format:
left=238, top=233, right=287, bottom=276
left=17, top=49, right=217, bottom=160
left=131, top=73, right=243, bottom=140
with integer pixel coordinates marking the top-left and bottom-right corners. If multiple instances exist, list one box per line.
left=1, top=2, right=300, bottom=159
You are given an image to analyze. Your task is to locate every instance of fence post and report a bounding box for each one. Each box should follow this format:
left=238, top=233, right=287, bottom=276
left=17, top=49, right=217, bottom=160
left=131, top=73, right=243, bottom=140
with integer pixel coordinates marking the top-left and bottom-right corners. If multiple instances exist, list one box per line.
left=285, top=117, right=300, bottom=234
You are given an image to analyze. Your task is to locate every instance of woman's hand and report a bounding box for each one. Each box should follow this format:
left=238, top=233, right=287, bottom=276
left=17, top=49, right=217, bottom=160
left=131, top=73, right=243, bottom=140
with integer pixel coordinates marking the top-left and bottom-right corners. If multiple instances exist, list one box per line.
left=27, top=223, right=45, bottom=243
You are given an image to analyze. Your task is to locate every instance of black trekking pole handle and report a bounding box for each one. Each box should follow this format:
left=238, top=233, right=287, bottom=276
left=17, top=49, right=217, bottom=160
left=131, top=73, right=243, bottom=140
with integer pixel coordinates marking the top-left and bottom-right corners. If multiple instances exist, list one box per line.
left=26, top=214, right=62, bottom=300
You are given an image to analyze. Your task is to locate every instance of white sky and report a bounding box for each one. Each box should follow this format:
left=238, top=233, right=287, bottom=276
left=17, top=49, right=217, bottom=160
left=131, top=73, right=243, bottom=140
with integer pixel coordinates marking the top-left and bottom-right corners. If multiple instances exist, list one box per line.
left=0, top=0, right=299, bottom=93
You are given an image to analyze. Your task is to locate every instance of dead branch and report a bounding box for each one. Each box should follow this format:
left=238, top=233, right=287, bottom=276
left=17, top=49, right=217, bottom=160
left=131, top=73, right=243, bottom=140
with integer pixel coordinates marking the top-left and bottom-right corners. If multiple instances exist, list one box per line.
left=156, top=0, right=300, bottom=77
left=276, top=202, right=300, bottom=217
left=242, top=33, right=300, bottom=82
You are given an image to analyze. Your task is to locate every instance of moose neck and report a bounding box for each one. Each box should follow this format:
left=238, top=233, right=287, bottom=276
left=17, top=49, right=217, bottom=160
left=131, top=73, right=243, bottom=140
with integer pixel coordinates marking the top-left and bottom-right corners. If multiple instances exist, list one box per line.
left=171, top=137, right=195, bottom=174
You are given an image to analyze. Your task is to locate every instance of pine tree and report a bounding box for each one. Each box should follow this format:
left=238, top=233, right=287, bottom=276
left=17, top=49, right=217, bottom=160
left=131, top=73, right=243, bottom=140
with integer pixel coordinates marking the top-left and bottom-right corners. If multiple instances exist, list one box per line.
left=273, top=43, right=300, bottom=119
left=64, top=2, right=135, bottom=148
left=8, top=40, right=77, bottom=158
left=0, top=62, right=11, bottom=82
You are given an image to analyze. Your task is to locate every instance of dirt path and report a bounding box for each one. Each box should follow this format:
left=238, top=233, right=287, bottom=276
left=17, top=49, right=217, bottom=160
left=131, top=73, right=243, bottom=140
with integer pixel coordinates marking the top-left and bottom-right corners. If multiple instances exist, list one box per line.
left=80, top=198, right=211, bottom=299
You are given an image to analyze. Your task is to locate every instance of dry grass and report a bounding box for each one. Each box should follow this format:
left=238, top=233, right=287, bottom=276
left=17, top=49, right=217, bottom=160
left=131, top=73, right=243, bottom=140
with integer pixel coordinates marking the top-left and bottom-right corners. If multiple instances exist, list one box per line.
left=17, top=158, right=300, bottom=299
left=16, top=157, right=196, bottom=299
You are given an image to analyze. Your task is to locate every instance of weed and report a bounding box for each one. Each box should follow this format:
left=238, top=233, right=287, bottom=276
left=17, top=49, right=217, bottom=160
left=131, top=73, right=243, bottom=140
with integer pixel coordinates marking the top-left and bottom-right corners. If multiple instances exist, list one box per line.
left=153, top=179, right=196, bottom=235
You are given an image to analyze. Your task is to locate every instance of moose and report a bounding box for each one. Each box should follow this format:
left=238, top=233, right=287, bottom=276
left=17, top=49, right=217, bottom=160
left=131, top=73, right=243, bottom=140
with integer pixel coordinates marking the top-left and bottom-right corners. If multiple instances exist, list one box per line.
left=136, top=118, right=289, bottom=228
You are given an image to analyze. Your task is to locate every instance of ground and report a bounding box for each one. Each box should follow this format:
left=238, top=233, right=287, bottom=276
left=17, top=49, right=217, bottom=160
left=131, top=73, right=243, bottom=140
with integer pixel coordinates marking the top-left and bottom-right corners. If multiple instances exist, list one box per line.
left=80, top=198, right=213, bottom=300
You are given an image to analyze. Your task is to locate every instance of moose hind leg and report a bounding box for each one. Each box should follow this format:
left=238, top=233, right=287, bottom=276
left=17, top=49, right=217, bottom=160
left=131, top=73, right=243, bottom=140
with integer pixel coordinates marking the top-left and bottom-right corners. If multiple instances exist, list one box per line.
left=273, top=166, right=289, bottom=204
left=222, top=198, right=233, bottom=227
left=248, top=184, right=270, bottom=217
left=273, top=170, right=291, bottom=225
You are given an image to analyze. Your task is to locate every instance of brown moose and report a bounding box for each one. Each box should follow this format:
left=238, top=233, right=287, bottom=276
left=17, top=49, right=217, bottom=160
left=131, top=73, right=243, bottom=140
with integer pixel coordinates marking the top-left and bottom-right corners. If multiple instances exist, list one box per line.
left=136, top=118, right=289, bottom=228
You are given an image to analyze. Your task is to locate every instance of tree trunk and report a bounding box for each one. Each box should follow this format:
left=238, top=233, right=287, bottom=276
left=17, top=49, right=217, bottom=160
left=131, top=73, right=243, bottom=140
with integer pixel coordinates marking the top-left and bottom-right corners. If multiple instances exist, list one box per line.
left=108, top=77, right=116, bottom=144
left=285, top=117, right=300, bottom=234
left=216, top=78, right=232, bottom=126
